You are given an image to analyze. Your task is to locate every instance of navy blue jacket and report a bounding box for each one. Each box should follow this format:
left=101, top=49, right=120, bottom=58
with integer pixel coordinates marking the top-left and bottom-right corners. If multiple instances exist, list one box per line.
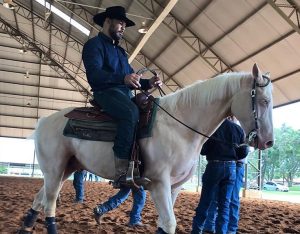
left=201, top=119, right=249, bottom=161
left=82, top=33, right=151, bottom=93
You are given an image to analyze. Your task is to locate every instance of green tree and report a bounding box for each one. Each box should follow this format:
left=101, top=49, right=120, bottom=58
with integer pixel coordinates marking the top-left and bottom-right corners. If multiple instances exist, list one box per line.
left=263, top=124, right=300, bottom=186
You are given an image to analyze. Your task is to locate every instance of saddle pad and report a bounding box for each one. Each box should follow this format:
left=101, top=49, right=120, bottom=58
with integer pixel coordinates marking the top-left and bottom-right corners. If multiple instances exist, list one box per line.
left=63, top=119, right=117, bottom=142
left=63, top=98, right=159, bottom=141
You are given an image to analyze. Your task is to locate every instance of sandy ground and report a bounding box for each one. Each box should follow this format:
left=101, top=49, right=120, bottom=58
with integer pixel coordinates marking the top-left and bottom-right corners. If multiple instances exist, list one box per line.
left=0, top=176, right=300, bottom=233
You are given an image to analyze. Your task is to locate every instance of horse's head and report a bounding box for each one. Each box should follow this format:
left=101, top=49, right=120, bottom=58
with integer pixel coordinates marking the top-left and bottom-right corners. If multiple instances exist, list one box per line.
left=231, top=63, right=274, bottom=150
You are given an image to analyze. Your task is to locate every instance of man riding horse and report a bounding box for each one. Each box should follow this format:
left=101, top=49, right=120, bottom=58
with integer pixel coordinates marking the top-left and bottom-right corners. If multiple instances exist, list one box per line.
left=82, top=6, right=162, bottom=188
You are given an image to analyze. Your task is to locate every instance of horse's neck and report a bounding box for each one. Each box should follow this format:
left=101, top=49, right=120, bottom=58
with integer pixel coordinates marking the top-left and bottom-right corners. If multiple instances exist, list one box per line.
left=159, top=74, right=247, bottom=135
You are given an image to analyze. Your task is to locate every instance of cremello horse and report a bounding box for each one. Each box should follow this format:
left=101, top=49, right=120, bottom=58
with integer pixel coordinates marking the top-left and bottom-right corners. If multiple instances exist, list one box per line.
left=19, top=64, right=273, bottom=234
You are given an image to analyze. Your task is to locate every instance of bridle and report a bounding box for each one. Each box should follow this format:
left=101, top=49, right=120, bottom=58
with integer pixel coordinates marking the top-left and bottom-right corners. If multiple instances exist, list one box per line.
left=136, top=68, right=271, bottom=148
left=245, top=74, right=271, bottom=148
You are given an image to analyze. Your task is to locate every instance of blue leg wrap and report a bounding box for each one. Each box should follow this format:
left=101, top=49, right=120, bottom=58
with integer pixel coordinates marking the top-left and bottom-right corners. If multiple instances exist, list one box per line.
left=45, top=217, right=57, bottom=234
left=156, top=227, right=169, bottom=234
left=23, top=208, right=39, bottom=228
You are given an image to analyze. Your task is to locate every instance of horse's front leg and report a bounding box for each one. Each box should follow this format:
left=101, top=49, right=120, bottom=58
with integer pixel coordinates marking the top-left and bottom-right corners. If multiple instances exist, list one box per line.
left=150, top=179, right=176, bottom=234
left=171, top=186, right=182, bottom=207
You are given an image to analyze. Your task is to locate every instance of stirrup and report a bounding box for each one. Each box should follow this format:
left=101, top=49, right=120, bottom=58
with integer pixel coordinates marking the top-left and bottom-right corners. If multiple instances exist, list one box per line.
left=110, top=160, right=151, bottom=189
left=126, top=160, right=151, bottom=188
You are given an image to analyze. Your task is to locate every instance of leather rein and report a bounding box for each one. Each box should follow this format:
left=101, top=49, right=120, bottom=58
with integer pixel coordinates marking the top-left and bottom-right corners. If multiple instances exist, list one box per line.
left=136, top=68, right=271, bottom=148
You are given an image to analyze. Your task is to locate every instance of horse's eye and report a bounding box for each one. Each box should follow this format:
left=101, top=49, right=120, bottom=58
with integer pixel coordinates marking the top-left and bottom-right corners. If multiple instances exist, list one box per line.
left=261, top=99, right=269, bottom=106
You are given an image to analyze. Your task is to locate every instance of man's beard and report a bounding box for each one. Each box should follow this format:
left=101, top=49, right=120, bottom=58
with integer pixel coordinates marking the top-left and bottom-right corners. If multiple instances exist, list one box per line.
left=109, top=27, right=123, bottom=41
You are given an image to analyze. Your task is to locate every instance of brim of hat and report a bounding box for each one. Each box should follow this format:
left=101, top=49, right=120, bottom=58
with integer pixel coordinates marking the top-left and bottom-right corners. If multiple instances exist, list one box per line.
left=93, top=13, right=135, bottom=27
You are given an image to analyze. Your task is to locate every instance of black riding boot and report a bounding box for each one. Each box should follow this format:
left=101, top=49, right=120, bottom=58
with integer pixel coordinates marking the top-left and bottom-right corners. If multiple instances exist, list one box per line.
left=113, top=157, right=151, bottom=188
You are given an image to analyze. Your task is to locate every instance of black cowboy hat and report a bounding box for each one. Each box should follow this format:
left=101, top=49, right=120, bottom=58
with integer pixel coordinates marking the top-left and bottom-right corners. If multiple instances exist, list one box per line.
left=93, top=6, right=135, bottom=28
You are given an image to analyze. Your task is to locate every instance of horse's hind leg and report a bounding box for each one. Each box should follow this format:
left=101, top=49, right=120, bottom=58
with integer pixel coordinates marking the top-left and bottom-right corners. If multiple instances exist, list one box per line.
left=19, top=186, right=45, bottom=233
left=42, top=172, right=64, bottom=234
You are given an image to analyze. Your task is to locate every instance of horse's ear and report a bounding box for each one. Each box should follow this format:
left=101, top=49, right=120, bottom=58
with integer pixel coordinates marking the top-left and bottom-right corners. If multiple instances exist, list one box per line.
left=252, top=63, right=260, bottom=77
left=252, top=63, right=264, bottom=84
left=264, top=72, right=271, bottom=78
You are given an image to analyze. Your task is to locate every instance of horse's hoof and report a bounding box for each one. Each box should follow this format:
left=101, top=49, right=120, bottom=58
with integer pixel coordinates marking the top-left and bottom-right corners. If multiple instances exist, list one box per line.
left=17, top=227, right=33, bottom=234
left=156, top=227, right=168, bottom=234
left=93, top=208, right=103, bottom=225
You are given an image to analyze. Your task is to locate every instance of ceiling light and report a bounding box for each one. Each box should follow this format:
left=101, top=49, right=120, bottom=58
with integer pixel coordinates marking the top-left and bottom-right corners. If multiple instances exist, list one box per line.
left=19, top=48, right=28, bottom=54
left=45, top=11, right=51, bottom=20
left=24, top=71, right=30, bottom=79
left=26, top=102, right=31, bottom=106
left=138, top=21, right=148, bottom=34
left=1, top=0, right=15, bottom=10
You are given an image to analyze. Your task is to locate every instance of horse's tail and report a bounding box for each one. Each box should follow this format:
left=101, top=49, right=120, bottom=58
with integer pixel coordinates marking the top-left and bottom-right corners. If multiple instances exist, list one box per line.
left=27, top=117, right=47, bottom=140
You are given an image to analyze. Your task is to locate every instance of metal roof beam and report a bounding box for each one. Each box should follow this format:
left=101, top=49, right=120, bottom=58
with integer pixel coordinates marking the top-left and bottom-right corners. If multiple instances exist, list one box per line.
left=0, top=17, right=91, bottom=100
left=0, top=56, right=50, bottom=65
left=0, top=68, right=75, bottom=80
left=272, top=67, right=300, bottom=83
left=0, top=80, right=78, bottom=92
left=141, top=0, right=232, bottom=73
left=0, top=113, right=38, bottom=119
left=54, top=0, right=178, bottom=93
left=14, top=1, right=87, bottom=81
left=266, top=0, right=300, bottom=34
left=129, top=0, right=178, bottom=63
left=0, top=125, right=34, bottom=130
left=0, top=91, right=85, bottom=104
left=0, top=102, right=60, bottom=111
left=274, top=99, right=300, bottom=108
left=229, top=30, right=295, bottom=70
left=136, top=0, right=232, bottom=90
left=147, top=0, right=212, bottom=68
left=209, top=1, right=268, bottom=47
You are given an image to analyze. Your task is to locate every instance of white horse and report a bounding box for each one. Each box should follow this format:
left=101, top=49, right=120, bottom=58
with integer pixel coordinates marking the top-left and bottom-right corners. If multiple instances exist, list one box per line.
left=19, top=64, right=273, bottom=234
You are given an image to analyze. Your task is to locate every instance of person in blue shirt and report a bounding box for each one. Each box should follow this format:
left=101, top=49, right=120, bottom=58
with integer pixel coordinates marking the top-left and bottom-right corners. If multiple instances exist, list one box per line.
left=82, top=6, right=162, bottom=188
left=203, top=157, right=247, bottom=234
left=73, top=170, right=87, bottom=203
left=94, top=186, right=146, bottom=227
left=191, top=116, right=249, bottom=234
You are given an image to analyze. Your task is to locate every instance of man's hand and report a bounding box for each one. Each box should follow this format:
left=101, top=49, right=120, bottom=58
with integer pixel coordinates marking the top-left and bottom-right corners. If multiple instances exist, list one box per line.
left=149, top=76, right=162, bottom=88
left=124, top=73, right=142, bottom=89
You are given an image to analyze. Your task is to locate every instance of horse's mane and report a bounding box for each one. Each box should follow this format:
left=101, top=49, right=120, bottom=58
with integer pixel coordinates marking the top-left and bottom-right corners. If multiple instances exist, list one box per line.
left=160, top=72, right=252, bottom=111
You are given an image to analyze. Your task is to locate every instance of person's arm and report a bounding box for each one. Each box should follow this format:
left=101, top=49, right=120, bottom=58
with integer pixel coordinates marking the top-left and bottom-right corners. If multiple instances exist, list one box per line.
left=200, top=139, right=211, bottom=156
left=236, top=145, right=249, bottom=159
left=82, top=40, right=125, bottom=88
left=236, top=128, right=249, bottom=159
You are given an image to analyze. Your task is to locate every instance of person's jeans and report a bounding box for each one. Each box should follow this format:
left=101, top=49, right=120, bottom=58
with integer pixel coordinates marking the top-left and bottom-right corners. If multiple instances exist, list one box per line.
left=228, top=162, right=245, bottom=233
left=93, top=88, right=139, bottom=159
left=96, top=186, right=146, bottom=225
left=130, top=187, right=146, bottom=224
left=191, top=161, right=236, bottom=234
left=73, top=170, right=86, bottom=202
left=203, top=163, right=245, bottom=234
left=203, top=199, right=218, bottom=233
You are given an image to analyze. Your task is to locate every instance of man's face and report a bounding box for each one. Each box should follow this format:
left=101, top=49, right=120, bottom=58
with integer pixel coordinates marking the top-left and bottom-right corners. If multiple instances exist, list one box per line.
left=108, top=19, right=126, bottom=41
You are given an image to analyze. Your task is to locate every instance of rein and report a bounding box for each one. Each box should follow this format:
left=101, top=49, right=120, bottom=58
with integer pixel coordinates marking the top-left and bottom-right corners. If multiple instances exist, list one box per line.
left=136, top=68, right=270, bottom=148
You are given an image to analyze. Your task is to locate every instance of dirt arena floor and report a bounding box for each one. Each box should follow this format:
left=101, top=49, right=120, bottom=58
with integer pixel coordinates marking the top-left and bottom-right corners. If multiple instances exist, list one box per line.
left=0, top=176, right=300, bottom=234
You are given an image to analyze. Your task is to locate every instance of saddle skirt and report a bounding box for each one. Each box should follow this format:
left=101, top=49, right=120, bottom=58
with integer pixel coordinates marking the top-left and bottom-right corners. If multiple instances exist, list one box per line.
left=63, top=95, right=159, bottom=142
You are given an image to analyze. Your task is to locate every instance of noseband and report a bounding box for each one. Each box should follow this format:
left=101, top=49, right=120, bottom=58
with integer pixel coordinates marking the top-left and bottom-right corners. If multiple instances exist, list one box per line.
left=246, top=74, right=271, bottom=147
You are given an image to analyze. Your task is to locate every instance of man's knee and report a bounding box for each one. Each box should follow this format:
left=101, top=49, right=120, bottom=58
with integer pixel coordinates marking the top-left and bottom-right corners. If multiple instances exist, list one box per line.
left=123, top=105, right=139, bottom=124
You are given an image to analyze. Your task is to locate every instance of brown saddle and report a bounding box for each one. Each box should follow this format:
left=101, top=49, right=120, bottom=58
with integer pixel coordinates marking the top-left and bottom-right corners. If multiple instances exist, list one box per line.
left=64, top=92, right=156, bottom=133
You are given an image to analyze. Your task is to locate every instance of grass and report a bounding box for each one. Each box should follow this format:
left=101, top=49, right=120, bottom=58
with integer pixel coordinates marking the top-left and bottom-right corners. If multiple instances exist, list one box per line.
left=262, top=190, right=300, bottom=196
left=289, top=186, right=300, bottom=191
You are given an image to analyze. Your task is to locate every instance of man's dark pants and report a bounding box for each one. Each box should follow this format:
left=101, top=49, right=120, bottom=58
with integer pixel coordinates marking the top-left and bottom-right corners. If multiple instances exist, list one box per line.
left=93, top=88, right=139, bottom=159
